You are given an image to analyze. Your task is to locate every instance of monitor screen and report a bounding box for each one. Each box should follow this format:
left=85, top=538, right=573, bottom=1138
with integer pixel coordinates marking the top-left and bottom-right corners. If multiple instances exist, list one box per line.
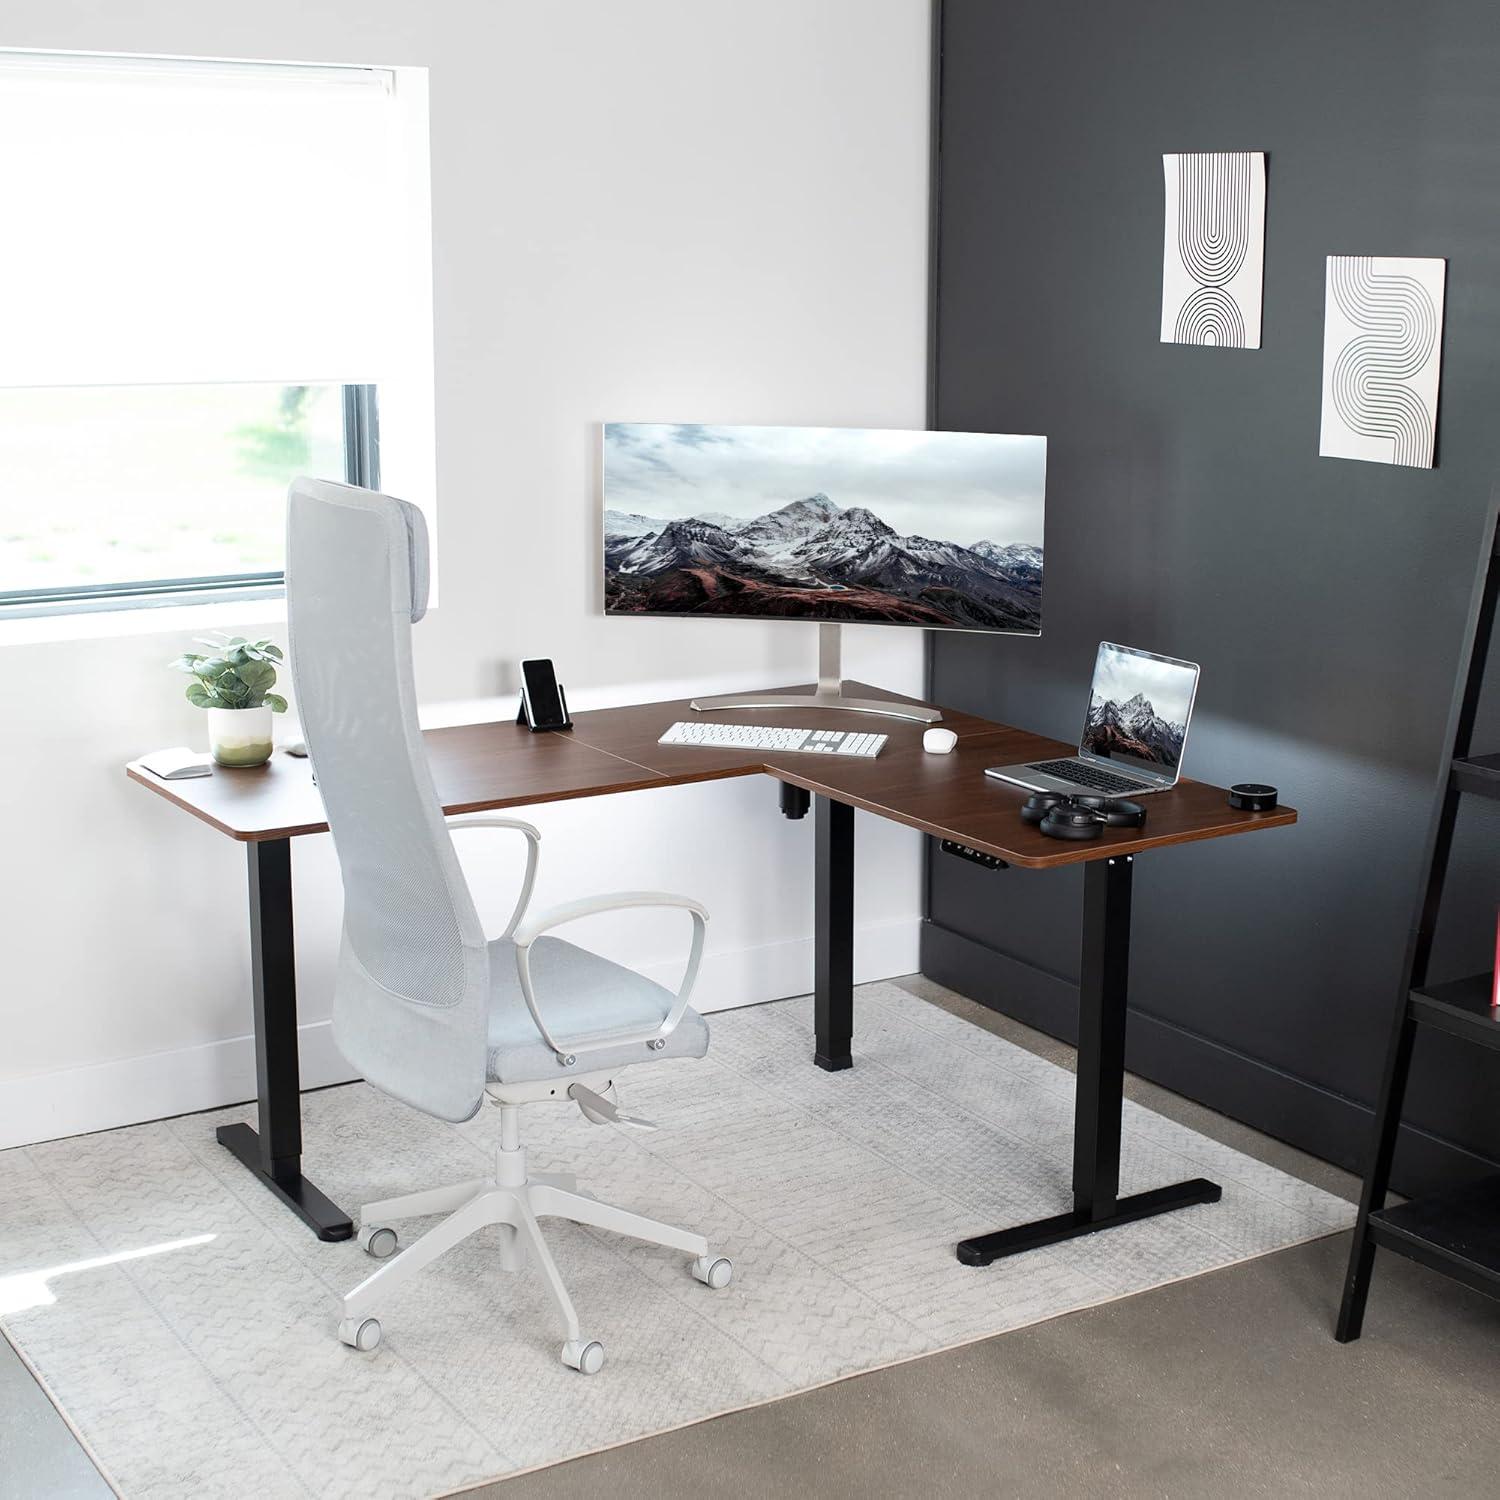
left=1079, top=642, right=1200, bottom=775
left=603, top=423, right=1046, bottom=633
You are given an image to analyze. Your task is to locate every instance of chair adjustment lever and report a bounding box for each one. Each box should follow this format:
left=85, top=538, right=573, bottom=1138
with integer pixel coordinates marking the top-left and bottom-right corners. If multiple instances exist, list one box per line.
left=568, top=1083, right=657, bottom=1131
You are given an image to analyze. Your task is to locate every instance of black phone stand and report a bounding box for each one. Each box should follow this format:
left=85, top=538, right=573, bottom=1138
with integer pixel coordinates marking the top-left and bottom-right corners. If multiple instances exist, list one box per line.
left=516, top=683, right=573, bottom=732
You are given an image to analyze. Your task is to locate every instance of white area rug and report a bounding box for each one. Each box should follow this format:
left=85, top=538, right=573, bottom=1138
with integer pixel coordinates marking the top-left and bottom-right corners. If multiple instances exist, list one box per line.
left=0, top=985, right=1352, bottom=1498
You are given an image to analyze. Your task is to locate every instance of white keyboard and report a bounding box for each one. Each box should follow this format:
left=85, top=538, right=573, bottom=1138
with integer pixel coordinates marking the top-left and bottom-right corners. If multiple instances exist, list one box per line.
left=658, top=721, right=887, bottom=759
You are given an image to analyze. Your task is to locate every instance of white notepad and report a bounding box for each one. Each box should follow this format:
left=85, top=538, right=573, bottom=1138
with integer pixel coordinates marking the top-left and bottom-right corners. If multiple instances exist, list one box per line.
left=138, top=746, right=214, bottom=780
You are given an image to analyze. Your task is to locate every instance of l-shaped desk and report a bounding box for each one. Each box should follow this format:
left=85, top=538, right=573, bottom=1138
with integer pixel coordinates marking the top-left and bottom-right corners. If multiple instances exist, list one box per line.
left=127, top=682, right=1295, bottom=1266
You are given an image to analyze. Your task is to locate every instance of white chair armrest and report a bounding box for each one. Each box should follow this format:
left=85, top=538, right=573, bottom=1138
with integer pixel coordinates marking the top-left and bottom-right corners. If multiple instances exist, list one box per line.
left=512, top=891, right=708, bottom=946
left=445, top=815, right=541, bottom=939
left=511, top=892, right=709, bottom=1064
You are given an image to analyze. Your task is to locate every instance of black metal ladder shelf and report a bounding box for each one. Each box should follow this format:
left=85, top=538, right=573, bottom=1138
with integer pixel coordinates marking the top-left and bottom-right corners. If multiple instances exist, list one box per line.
left=1337, top=493, right=1500, bottom=1340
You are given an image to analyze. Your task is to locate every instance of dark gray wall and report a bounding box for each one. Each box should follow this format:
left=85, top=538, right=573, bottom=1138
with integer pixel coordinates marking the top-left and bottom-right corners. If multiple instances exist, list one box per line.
left=925, top=0, right=1500, bottom=1189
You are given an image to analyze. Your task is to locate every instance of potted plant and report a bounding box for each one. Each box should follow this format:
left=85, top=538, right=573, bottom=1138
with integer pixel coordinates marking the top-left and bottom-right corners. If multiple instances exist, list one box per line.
left=170, top=633, right=288, bottom=767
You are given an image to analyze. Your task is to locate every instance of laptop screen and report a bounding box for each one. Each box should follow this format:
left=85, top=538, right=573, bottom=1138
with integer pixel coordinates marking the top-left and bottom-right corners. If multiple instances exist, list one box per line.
left=1079, top=642, right=1200, bottom=780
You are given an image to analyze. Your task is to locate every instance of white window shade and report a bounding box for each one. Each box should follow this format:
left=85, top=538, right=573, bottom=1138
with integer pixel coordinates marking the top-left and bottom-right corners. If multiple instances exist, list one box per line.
left=0, top=53, right=427, bottom=389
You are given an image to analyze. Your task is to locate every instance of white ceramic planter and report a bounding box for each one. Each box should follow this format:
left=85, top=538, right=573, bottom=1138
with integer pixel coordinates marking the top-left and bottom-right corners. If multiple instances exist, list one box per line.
left=206, top=705, right=274, bottom=768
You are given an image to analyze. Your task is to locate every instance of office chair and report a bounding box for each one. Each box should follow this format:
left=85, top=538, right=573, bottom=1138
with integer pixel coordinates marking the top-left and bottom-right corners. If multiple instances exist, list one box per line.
left=285, top=477, right=731, bottom=1375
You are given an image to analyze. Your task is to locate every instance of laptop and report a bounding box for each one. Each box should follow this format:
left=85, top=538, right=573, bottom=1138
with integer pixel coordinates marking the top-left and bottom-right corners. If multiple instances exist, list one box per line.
left=986, top=642, right=1201, bottom=799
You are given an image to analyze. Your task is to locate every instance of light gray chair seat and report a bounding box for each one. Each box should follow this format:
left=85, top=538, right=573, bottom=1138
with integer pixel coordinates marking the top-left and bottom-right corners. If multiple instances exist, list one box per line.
left=486, top=935, right=710, bottom=1084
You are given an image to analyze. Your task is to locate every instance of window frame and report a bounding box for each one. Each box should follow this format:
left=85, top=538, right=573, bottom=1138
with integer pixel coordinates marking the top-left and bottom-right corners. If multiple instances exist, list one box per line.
left=0, top=382, right=379, bottom=620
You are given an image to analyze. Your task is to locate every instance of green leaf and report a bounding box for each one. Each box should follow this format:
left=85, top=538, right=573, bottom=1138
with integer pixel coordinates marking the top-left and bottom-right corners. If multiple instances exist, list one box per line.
left=174, top=633, right=284, bottom=706
left=239, top=660, right=275, bottom=692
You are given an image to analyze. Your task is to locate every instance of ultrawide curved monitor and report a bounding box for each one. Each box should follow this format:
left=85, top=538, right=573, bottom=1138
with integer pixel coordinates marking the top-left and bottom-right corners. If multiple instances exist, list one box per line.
left=603, top=423, right=1046, bottom=634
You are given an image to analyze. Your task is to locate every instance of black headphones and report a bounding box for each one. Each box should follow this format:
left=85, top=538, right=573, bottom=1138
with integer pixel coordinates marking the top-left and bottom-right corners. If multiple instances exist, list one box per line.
left=1020, top=792, right=1148, bottom=841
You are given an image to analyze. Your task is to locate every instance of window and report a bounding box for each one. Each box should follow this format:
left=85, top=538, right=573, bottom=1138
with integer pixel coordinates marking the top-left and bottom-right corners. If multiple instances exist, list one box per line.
left=0, top=51, right=433, bottom=617
left=0, top=382, right=373, bottom=610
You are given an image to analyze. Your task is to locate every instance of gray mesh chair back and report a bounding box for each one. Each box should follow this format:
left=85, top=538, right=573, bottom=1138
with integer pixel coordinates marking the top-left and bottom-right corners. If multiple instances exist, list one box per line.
left=285, top=477, right=490, bottom=1121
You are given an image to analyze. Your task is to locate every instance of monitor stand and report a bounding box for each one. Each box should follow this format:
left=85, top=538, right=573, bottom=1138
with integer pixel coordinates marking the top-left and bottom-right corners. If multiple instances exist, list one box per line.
left=689, top=623, right=943, bottom=725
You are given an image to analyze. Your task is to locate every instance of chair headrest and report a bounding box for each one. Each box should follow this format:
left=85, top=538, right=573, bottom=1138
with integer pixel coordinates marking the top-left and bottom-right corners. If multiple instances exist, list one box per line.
left=286, top=477, right=430, bottom=624
left=397, top=498, right=430, bottom=623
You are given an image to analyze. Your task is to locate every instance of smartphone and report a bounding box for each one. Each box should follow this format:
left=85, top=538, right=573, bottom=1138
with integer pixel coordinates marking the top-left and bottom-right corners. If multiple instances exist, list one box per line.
left=520, top=658, right=568, bottom=729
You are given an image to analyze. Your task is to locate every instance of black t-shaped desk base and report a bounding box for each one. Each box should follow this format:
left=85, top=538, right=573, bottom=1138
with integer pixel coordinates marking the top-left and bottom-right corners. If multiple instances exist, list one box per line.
left=954, top=854, right=1222, bottom=1266
left=957, top=1178, right=1222, bottom=1265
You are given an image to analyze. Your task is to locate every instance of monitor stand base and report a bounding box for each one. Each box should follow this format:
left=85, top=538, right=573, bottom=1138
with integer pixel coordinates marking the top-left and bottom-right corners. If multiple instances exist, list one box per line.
left=689, top=688, right=942, bottom=725
left=689, top=624, right=943, bottom=726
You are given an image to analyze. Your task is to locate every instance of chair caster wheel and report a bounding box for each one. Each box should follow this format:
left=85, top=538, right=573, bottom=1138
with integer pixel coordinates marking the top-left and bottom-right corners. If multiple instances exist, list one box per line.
left=338, top=1315, right=382, bottom=1352
left=560, top=1338, right=604, bottom=1374
left=691, top=1254, right=733, bottom=1290
left=358, top=1224, right=399, bottom=1259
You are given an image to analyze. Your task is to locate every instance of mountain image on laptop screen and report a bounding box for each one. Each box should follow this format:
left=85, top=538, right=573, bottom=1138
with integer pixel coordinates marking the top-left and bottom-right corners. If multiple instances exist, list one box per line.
left=1081, top=644, right=1195, bottom=769
left=603, top=424, right=1046, bottom=633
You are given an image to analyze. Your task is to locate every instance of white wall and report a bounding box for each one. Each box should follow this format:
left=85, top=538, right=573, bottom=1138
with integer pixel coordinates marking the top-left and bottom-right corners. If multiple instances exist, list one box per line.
left=0, top=0, right=931, bottom=1148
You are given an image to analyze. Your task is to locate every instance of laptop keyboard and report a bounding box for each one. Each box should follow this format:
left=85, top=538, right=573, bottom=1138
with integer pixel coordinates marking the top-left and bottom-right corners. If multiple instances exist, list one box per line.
left=1028, top=758, right=1152, bottom=795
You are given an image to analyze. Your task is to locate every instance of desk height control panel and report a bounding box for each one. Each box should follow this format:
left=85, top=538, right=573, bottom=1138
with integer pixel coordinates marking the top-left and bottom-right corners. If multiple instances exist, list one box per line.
left=941, top=839, right=1008, bottom=871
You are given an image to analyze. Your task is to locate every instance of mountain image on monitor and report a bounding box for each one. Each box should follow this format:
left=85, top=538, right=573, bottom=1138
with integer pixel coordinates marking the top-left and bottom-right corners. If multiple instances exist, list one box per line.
left=1082, top=691, right=1187, bottom=768
left=603, top=424, right=1046, bottom=633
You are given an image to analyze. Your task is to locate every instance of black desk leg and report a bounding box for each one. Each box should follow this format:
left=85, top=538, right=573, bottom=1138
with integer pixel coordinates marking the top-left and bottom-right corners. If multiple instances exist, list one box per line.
left=957, top=855, right=1220, bottom=1266
left=813, top=796, right=855, bottom=1071
left=215, top=838, right=353, bottom=1241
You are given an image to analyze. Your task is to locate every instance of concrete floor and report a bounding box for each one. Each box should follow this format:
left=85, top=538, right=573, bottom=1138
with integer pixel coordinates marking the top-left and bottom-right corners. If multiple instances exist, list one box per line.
left=0, top=1341, right=106, bottom=1500
left=5, top=975, right=1500, bottom=1499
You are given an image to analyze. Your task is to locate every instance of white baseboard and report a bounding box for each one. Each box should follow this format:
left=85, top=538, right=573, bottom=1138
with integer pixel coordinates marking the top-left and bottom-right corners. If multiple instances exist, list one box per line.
left=0, top=919, right=919, bottom=1150
left=0, top=1020, right=359, bottom=1153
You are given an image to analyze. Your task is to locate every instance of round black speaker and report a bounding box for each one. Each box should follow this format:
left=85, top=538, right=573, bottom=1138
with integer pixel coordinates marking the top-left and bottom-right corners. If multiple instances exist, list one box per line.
left=1228, top=783, right=1279, bottom=812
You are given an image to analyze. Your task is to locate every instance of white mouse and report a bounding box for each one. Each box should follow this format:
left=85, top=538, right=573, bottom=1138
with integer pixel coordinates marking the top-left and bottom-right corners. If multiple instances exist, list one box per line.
left=923, top=727, right=958, bottom=754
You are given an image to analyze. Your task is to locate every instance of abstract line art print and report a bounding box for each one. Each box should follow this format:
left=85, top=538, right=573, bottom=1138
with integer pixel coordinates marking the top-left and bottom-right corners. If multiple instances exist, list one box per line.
left=1160, top=152, right=1266, bottom=349
left=1319, top=255, right=1446, bottom=469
